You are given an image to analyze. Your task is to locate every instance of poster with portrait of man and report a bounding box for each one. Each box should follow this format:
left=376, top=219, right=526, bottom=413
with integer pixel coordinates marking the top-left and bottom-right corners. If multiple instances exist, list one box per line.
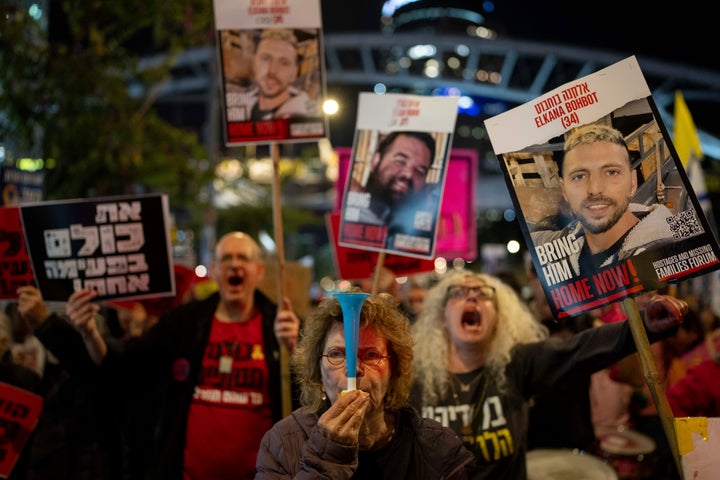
left=338, top=92, right=459, bottom=259
left=334, top=147, right=479, bottom=262
left=213, top=0, right=328, bottom=145
left=485, top=56, right=720, bottom=319
left=18, top=193, right=175, bottom=303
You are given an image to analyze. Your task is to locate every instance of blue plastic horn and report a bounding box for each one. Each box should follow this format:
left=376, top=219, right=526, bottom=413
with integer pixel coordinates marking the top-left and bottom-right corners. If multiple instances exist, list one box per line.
left=334, top=291, right=370, bottom=391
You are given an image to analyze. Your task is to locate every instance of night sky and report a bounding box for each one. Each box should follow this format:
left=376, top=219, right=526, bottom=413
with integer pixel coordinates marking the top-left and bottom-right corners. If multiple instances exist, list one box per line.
left=320, top=0, right=720, bottom=73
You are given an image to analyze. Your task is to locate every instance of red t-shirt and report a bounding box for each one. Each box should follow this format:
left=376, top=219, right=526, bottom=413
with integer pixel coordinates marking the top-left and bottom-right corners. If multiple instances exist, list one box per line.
left=183, top=309, right=272, bottom=480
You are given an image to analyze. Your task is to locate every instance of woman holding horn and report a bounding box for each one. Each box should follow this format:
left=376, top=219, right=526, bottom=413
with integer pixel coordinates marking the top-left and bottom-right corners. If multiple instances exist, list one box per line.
left=255, top=291, right=474, bottom=479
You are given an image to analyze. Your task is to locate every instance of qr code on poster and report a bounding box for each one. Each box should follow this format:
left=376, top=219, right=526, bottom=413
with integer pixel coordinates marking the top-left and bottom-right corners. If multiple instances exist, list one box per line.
left=667, top=209, right=704, bottom=239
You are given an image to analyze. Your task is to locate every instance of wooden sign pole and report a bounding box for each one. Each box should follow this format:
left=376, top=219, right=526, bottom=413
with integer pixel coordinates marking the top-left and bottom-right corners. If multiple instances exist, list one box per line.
left=271, top=142, right=292, bottom=417
left=622, top=297, right=684, bottom=480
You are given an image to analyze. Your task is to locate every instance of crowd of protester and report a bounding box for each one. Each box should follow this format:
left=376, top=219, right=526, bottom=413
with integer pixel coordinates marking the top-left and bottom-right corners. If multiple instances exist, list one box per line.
left=4, top=231, right=718, bottom=479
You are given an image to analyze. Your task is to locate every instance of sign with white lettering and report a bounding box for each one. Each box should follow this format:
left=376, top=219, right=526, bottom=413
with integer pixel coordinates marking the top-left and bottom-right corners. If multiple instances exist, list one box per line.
left=19, top=194, right=175, bottom=302
left=485, top=56, right=720, bottom=318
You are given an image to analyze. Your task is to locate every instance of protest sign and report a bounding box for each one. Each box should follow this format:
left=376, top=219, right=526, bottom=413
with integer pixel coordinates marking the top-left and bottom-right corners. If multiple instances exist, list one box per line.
left=0, top=207, right=35, bottom=299
left=334, top=147, right=478, bottom=262
left=214, top=0, right=328, bottom=145
left=676, top=417, right=720, bottom=479
left=326, top=212, right=435, bottom=280
left=1, top=166, right=44, bottom=206
left=338, top=92, right=459, bottom=259
left=19, top=194, right=175, bottom=302
left=0, top=382, right=43, bottom=479
left=485, top=56, right=720, bottom=318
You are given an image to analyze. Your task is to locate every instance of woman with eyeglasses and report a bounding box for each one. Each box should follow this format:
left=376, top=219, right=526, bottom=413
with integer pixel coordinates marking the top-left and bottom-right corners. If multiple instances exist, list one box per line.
left=410, top=269, right=688, bottom=480
left=255, top=292, right=475, bottom=479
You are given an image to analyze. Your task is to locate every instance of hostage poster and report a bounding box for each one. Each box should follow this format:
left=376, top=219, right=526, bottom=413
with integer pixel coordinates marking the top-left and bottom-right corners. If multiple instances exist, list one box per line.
left=485, top=56, right=720, bottom=318
left=338, top=92, right=459, bottom=259
left=0, top=382, right=43, bottom=479
left=334, top=147, right=479, bottom=262
left=0, top=207, right=35, bottom=299
left=214, top=0, right=328, bottom=145
left=19, top=194, right=175, bottom=303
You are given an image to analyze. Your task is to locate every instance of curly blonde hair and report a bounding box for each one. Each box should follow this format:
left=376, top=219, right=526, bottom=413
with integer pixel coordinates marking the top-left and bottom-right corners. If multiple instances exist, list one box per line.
left=292, top=292, right=415, bottom=413
left=412, top=269, right=548, bottom=405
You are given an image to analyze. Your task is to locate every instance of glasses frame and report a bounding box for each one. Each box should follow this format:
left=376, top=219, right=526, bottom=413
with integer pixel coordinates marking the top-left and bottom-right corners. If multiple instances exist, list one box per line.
left=216, top=252, right=260, bottom=265
left=445, top=284, right=496, bottom=302
left=320, top=347, right=391, bottom=367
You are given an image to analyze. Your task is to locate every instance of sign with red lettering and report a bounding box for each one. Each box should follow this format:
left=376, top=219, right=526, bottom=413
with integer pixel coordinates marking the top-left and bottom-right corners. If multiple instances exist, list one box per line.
left=214, top=0, right=328, bottom=145
left=326, top=212, right=435, bottom=280
left=485, top=56, right=720, bottom=318
left=337, top=92, right=459, bottom=259
left=18, top=194, right=176, bottom=303
left=0, top=382, right=43, bottom=479
left=0, top=207, right=35, bottom=299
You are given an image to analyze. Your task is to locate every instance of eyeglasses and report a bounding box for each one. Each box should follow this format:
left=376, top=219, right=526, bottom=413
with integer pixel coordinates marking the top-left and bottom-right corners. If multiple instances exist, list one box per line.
left=320, top=347, right=390, bottom=367
left=446, top=284, right=496, bottom=301
left=216, top=253, right=259, bottom=265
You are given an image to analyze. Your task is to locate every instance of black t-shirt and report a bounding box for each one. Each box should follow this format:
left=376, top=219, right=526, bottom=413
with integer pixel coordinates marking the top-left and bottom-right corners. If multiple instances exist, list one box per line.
left=578, top=230, right=630, bottom=275
left=355, top=412, right=414, bottom=479
left=250, top=103, right=279, bottom=121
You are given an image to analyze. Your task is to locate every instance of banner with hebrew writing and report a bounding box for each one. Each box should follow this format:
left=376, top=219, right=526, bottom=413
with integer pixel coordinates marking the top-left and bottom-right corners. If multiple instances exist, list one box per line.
left=19, top=194, right=175, bottom=302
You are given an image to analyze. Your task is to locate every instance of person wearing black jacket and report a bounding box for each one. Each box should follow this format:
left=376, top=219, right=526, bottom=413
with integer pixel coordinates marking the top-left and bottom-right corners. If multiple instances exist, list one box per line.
left=410, top=269, right=687, bottom=480
left=256, top=292, right=474, bottom=479
left=22, top=231, right=301, bottom=480
left=0, top=311, right=43, bottom=480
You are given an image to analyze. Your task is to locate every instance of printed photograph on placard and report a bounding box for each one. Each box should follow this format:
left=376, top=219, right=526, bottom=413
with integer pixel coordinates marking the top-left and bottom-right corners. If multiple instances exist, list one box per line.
left=338, top=92, right=459, bottom=259
left=334, top=147, right=479, bottom=262
left=214, top=0, right=327, bottom=145
left=484, top=56, right=720, bottom=319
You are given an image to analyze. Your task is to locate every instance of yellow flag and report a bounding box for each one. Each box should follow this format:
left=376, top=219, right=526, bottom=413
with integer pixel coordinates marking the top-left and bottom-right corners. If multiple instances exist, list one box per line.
left=673, top=90, right=713, bottom=221
left=673, top=90, right=703, bottom=167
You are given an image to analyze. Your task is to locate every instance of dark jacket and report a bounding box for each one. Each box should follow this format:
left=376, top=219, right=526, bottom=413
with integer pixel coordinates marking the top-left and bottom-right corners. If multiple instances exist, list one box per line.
left=29, top=318, right=120, bottom=480
left=411, top=319, right=678, bottom=480
left=255, top=406, right=474, bottom=479
left=36, top=289, right=293, bottom=479
left=0, top=350, right=43, bottom=480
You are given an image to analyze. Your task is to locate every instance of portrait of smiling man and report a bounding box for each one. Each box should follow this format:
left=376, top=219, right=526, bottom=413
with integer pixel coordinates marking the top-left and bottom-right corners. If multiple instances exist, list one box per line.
left=531, top=123, right=678, bottom=276
left=224, top=28, right=320, bottom=122
left=346, top=130, right=436, bottom=227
